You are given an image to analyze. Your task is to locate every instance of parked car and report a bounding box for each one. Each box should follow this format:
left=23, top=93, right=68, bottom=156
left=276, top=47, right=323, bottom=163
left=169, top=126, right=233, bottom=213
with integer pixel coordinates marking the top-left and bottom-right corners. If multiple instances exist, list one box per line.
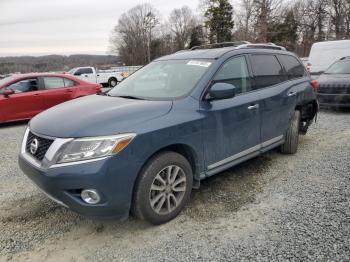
left=0, top=73, right=101, bottom=124
left=19, top=43, right=318, bottom=225
left=68, top=67, right=124, bottom=87
left=307, top=40, right=350, bottom=77
left=317, top=56, right=350, bottom=108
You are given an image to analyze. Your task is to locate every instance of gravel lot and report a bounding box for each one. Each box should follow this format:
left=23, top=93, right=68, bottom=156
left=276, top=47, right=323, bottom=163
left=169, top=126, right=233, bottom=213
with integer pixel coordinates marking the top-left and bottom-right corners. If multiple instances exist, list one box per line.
left=0, top=109, right=349, bottom=261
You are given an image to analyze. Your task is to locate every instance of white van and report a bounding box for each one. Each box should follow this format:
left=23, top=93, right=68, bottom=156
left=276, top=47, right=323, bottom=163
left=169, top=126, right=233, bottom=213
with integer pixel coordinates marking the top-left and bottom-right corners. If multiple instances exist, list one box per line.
left=308, top=40, right=350, bottom=76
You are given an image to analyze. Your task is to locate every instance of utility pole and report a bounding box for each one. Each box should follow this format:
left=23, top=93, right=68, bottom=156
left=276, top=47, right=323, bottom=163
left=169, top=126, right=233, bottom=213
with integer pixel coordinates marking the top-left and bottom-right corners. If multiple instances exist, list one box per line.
left=145, top=12, right=158, bottom=64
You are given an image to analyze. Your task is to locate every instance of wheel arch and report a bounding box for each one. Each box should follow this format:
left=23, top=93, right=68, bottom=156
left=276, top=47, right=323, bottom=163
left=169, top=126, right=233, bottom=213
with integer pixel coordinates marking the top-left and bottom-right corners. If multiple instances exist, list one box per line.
left=136, top=143, right=200, bottom=189
left=295, top=99, right=318, bottom=134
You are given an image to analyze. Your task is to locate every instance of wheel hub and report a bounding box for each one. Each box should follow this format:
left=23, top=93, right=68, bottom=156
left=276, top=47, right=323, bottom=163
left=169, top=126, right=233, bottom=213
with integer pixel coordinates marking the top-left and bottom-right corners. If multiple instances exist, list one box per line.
left=149, top=165, right=187, bottom=215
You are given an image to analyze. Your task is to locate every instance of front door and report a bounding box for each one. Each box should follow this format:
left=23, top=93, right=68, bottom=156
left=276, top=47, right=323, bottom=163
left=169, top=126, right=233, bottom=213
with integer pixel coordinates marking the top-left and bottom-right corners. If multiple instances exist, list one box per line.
left=74, top=67, right=95, bottom=83
left=0, top=78, right=43, bottom=121
left=200, top=56, right=261, bottom=173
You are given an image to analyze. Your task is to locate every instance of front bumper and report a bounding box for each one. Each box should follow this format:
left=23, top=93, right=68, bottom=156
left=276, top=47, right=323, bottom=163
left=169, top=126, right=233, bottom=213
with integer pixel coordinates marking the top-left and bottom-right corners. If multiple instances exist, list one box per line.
left=18, top=153, right=139, bottom=220
left=317, top=93, right=350, bottom=107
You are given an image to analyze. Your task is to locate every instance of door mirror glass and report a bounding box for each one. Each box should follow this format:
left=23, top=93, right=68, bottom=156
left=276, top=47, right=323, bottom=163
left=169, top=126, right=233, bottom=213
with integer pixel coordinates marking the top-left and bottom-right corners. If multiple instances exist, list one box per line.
left=3, top=88, right=15, bottom=97
left=206, top=82, right=236, bottom=101
left=74, top=71, right=81, bottom=76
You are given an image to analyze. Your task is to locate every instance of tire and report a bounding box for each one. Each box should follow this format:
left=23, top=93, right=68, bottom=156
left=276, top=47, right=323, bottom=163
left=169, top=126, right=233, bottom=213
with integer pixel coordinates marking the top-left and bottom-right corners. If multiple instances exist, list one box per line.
left=108, top=78, right=118, bottom=87
left=280, top=110, right=301, bottom=154
left=133, top=151, right=193, bottom=225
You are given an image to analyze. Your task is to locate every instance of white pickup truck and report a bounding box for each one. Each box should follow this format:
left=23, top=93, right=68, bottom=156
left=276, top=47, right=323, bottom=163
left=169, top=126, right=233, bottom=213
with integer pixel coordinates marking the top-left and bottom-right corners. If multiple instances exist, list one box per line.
left=68, top=67, right=124, bottom=87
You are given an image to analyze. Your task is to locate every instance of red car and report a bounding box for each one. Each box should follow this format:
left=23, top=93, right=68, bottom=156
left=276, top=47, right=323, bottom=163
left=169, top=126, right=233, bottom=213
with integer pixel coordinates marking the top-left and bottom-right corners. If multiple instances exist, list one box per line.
left=0, top=73, right=101, bottom=124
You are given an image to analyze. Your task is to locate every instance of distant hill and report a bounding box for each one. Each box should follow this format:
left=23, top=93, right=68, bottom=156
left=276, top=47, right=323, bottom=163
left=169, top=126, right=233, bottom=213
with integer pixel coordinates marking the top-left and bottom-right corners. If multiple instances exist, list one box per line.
left=0, top=54, right=120, bottom=74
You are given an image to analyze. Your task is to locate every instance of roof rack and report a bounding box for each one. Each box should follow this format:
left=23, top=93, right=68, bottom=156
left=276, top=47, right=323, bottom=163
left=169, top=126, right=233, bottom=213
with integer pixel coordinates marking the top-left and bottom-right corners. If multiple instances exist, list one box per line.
left=237, top=43, right=286, bottom=51
left=190, top=41, right=251, bottom=50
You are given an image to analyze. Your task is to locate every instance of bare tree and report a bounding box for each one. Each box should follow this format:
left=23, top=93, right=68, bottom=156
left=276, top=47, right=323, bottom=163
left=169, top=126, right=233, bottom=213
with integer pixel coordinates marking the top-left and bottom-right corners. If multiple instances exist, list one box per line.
left=295, top=0, right=330, bottom=56
left=330, top=0, right=346, bottom=39
left=109, top=4, right=159, bottom=65
left=169, top=6, right=196, bottom=50
left=253, top=0, right=284, bottom=42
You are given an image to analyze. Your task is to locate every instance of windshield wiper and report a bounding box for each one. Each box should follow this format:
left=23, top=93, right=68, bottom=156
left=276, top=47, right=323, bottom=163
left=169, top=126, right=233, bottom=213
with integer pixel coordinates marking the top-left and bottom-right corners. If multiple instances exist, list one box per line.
left=115, top=95, right=145, bottom=100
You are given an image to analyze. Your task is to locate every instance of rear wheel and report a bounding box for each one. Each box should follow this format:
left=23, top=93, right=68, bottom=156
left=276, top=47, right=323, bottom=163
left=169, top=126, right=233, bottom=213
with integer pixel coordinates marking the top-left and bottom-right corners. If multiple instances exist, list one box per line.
left=108, top=78, right=118, bottom=87
left=133, top=152, right=193, bottom=225
left=280, top=110, right=301, bottom=154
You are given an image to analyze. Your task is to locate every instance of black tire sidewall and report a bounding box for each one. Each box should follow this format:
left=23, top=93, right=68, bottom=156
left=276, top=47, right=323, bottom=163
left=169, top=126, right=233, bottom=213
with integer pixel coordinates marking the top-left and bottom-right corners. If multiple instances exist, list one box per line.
left=281, top=110, right=300, bottom=154
left=134, top=152, right=193, bottom=225
left=108, top=78, right=117, bottom=87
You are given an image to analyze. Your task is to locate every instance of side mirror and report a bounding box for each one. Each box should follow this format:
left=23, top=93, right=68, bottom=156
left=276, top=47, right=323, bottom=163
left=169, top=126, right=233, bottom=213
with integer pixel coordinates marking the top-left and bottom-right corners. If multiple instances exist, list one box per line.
left=205, top=82, right=236, bottom=101
left=74, top=72, right=81, bottom=76
left=3, top=88, right=14, bottom=97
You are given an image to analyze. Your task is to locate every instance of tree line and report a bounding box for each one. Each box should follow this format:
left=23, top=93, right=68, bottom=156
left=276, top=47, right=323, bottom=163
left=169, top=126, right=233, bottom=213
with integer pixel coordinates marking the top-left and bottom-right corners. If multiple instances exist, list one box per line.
left=110, top=0, right=350, bottom=65
left=0, top=55, right=119, bottom=75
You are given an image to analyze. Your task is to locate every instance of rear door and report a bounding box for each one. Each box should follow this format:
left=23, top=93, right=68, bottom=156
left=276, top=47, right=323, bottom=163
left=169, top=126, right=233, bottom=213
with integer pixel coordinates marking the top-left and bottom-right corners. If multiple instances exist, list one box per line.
left=0, top=78, right=43, bottom=121
left=249, top=54, right=297, bottom=147
left=201, top=55, right=261, bottom=173
left=39, top=77, right=78, bottom=109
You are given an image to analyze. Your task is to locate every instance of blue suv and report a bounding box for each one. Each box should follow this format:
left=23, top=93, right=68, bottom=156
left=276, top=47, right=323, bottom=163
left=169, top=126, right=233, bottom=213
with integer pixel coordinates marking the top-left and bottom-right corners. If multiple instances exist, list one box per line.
left=19, top=43, right=318, bottom=224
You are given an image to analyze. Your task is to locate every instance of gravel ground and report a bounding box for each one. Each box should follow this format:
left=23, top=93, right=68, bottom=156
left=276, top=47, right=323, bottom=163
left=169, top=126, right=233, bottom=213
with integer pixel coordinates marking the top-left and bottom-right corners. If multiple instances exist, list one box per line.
left=0, top=109, right=349, bottom=262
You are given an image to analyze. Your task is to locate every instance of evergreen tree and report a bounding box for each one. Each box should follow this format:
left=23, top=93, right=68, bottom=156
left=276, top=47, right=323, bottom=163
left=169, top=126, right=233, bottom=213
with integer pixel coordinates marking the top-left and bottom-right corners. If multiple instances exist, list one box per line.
left=269, top=9, right=298, bottom=50
left=189, top=25, right=205, bottom=48
left=204, top=0, right=234, bottom=43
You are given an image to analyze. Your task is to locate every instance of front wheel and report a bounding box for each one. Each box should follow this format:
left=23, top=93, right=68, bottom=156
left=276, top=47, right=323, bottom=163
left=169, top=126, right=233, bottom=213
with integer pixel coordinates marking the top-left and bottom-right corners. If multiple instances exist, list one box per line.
left=133, top=152, right=193, bottom=225
left=280, top=110, right=301, bottom=154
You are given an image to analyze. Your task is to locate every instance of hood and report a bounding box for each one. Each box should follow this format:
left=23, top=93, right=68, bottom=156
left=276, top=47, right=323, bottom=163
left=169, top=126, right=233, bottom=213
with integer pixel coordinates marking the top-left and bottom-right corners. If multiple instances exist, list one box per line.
left=30, top=95, right=172, bottom=138
left=317, top=74, right=350, bottom=94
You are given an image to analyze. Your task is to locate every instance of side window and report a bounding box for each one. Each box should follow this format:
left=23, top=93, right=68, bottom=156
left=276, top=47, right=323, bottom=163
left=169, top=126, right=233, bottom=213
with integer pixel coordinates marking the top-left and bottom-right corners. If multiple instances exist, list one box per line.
left=6, top=78, right=38, bottom=93
left=81, top=68, right=93, bottom=74
left=64, top=78, right=76, bottom=87
left=251, top=55, right=286, bottom=90
left=278, top=55, right=306, bottom=80
left=75, top=68, right=93, bottom=75
left=43, top=77, right=65, bottom=89
left=213, top=56, right=251, bottom=95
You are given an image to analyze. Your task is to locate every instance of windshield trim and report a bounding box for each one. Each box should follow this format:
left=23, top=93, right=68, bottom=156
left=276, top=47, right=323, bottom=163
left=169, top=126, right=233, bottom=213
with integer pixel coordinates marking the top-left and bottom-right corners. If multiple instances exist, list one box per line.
left=107, top=59, right=214, bottom=101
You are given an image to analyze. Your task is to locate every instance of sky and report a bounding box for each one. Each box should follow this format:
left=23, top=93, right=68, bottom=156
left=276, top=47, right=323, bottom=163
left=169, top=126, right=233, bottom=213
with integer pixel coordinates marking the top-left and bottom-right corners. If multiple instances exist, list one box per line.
left=0, top=0, right=200, bottom=57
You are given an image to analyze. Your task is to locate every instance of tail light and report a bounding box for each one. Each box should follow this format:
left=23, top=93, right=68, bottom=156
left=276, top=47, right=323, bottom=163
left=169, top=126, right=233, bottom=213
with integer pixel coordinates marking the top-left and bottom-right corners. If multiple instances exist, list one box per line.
left=96, top=85, right=102, bottom=94
left=310, top=80, right=318, bottom=92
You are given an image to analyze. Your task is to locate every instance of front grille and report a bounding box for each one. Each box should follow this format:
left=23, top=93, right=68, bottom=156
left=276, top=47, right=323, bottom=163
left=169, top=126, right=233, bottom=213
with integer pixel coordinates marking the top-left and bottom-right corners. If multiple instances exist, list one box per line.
left=26, top=132, right=54, bottom=161
left=318, top=83, right=350, bottom=94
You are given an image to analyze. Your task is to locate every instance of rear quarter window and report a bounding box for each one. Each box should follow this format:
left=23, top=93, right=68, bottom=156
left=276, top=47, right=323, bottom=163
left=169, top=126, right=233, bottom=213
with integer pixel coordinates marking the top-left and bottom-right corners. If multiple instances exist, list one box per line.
left=64, top=78, right=76, bottom=87
left=251, top=54, right=286, bottom=90
left=278, top=55, right=306, bottom=80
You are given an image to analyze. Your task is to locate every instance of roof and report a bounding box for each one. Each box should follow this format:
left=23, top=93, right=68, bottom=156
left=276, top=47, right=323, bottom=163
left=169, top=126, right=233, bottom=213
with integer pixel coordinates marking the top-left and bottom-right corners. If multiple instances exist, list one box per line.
left=156, top=44, right=288, bottom=61
left=10, top=72, right=69, bottom=79
left=156, top=48, right=233, bottom=61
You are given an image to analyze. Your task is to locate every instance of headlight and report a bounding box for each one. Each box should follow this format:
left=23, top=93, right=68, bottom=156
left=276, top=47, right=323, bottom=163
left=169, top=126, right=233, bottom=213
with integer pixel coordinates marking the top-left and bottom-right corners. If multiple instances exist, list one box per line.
left=56, top=133, right=136, bottom=164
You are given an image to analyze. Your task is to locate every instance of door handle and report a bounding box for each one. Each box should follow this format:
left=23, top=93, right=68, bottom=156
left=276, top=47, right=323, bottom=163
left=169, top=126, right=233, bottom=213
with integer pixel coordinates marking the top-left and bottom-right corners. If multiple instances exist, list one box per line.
left=288, top=91, right=297, bottom=97
left=33, top=93, right=40, bottom=96
left=66, top=89, right=73, bottom=93
left=248, top=104, right=259, bottom=110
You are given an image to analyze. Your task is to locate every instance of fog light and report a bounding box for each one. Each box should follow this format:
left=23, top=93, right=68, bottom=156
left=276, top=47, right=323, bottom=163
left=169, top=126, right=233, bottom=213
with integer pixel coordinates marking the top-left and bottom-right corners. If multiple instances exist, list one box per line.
left=81, top=189, right=101, bottom=204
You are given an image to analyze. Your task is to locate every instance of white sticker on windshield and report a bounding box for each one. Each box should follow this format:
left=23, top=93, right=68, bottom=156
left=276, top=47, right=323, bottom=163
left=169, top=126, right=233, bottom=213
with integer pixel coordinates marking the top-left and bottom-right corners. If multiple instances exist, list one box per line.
left=187, top=60, right=212, bottom=67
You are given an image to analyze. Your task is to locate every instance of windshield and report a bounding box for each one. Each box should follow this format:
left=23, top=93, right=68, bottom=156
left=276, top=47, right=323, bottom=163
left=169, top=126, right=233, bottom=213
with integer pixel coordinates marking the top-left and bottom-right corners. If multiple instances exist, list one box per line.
left=324, top=60, right=350, bottom=74
left=67, top=68, right=77, bottom=74
left=108, top=59, right=212, bottom=100
left=0, top=76, right=15, bottom=86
